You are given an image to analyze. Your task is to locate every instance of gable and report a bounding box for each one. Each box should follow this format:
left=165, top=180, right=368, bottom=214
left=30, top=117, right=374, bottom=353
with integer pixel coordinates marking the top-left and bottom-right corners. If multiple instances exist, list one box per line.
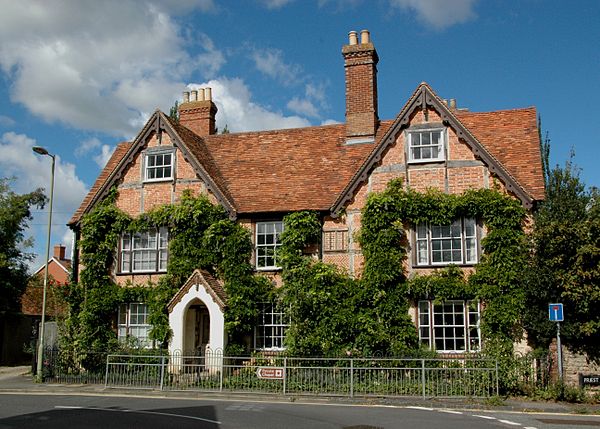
left=331, top=83, right=544, bottom=214
left=167, top=269, right=227, bottom=312
left=69, top=112, right=236, bottom=225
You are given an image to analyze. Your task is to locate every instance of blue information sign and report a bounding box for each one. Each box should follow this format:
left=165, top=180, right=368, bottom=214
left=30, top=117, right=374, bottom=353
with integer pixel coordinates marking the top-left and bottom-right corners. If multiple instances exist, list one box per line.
left=549, top=303, right=564, bottom=322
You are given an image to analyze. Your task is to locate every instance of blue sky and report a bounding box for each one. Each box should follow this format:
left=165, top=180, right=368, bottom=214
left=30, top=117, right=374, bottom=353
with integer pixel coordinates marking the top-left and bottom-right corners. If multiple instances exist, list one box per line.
left=0, top=0, right=598, bottom=271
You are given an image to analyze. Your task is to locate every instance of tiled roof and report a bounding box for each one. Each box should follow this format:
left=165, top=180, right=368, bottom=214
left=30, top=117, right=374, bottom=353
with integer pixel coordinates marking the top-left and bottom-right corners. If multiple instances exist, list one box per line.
left=68, top=86, right=544, bottom=224
left=167, top=269, right=227, bottom=312
left=68, top=141, right=131, bottom=225
left=197, top=123, right=392, bottom=213
left=456, top=108, right=545, bottom=200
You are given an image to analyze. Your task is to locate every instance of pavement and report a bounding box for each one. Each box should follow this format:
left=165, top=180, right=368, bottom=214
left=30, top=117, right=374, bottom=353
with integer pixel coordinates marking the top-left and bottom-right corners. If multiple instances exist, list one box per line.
left=1, top=365, right=599, bottom=415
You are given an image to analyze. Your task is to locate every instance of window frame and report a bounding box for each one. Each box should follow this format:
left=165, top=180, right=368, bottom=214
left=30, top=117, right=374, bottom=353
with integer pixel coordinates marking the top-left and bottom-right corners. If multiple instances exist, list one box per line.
left=118, top=302, right=152, bottom=347
left=418, top=300, right=481, bottom=353
left=414, top=218, right=478, bottom=267
left=119, top=227, right=169, bottom=274
left=144, top=149, right=175, bottom=182
left=254, top=302, right=289, bottom=351
left=407, top=127, right=446, bottom=163
left=255, top=220, right=284, bottom=271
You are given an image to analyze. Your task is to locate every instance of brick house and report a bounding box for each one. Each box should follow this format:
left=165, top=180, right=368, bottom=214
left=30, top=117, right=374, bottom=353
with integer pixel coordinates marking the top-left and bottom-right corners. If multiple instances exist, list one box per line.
left=68, top=30, right=544, bottom=356
left=21, top=244, right=70, bottom=319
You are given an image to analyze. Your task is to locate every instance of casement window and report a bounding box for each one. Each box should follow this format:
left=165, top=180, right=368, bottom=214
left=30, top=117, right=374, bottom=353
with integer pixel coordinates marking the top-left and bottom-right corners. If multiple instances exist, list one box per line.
left=256, top=221, right=283, bottom=270
left=415, top=218, right=478, bottom=266
left=323, top=229, right=349, bottom=252
left=407, top=128, right=445, bottom=162
left=254, top=303, right=289, bottom=350
left=120, top=227, right=168, bottom=273
left=118, top=303, right=151, bottom=347
left=144, top=150, right=173, bottom=181
left=418, top=300, right=481, bottom=353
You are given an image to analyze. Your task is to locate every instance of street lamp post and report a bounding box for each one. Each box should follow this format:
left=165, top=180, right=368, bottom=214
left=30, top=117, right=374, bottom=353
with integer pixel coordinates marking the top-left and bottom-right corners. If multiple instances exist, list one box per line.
left=32, top=146, right=55, bottom=382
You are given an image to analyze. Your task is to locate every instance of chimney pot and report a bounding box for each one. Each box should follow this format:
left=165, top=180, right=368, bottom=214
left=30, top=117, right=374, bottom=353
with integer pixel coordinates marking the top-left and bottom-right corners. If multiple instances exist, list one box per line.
left=360, top=29, right=370, bottom=44
left=183, top=91, right=190, bottom=103
left=198, top=88, right=205, bottom=101
left=449, top=98, right=456, bottom=109
left=205, top=87, right=212, bottom=101
left=348, top=31, right=358, bottom=46
left=190, top=90, right=198, bottom=102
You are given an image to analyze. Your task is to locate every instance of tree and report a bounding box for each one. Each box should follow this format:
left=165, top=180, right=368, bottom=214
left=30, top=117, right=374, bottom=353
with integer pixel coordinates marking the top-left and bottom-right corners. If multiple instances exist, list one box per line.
left=169, top=100, right=179, bottom=123
left=523, top=138, right=600, bottom=359
left=0, top=178, right=46, bottom=312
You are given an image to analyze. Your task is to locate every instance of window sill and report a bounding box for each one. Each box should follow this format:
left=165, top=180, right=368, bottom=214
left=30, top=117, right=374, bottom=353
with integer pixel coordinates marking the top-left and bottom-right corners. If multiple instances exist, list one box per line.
left=116, top=271, right=167, bottom=276
left=413, top=263, right=477, bottom=269
left=407, top=159, right=445, bottom=165
left=143, top=178, right=174, bottom=184
left=255, top=267, right=282, bottom=272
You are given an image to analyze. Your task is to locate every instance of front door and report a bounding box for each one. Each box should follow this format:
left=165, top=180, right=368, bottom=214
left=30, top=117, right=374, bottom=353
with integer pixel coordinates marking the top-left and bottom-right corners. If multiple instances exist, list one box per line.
left=193, top=305, right=210, bottom=354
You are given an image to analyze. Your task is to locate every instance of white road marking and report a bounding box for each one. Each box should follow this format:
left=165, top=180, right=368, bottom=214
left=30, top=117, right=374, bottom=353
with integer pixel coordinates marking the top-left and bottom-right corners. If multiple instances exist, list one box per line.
left=473, top=415, right=496, bottom=420
left=439, top=410, right=463, bottom=415
left=54, top=405, right=221, bottom=424
left=523, top=427, right=538, bottom=429
left=405, top=406, right=434, bottom=411
left=498, top=419, right=521, bottom=426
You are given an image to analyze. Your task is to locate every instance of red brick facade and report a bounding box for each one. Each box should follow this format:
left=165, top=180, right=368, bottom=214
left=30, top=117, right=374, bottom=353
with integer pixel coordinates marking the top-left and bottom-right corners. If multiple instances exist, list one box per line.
left=68, top=31, right=544, bottom=322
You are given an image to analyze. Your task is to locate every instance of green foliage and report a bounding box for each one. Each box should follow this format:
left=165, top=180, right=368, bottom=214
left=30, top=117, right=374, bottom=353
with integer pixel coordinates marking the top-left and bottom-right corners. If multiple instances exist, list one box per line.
left=524, top=150, right=600, bottom=361
left=0, top=178, right=47, bottom=312
left=169, top=100, right=179, bottom=123
left=279, top=182, right=527, bottom=364
left=66, top=189, right=274, bottom=353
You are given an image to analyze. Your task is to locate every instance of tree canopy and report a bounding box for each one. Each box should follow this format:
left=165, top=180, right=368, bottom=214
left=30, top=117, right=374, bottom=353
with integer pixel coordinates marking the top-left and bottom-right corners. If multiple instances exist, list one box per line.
left=0, top=178, right=47, bottom=312
left=524, top=141, right=600, bottom=360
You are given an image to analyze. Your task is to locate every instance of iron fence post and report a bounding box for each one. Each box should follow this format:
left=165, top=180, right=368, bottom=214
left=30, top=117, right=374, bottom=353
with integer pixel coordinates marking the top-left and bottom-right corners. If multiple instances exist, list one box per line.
left=159, top=355, right=165, bottom=390
left=350, top=358, right=354, bottom=398
left=219, top=358, right=223, bottom=392
left=495, top=359, right=499, bottom=396
left=283, top=357, right=287, bottom=395
left=104, top=354, right=110, bottom=388
left=421, top=359, right=426, bottom=399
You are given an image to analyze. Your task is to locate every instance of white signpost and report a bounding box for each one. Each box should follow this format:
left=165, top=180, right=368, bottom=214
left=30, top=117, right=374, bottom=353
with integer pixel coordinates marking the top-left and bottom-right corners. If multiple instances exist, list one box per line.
left=549, top=303, right=564, bottom=381
left=256, top=367, right=285, bottom=380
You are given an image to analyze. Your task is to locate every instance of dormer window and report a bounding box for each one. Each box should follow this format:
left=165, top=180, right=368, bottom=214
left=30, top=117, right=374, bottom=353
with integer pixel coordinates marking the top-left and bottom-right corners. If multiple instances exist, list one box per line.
left=145, top=150, right=174, bottom=182
left=408, top=128, right=445, bottom=162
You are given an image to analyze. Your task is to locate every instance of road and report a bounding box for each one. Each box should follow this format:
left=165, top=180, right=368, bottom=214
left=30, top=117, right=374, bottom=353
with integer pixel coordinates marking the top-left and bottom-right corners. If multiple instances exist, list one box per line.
left=1, top=393, right=600, bottom=428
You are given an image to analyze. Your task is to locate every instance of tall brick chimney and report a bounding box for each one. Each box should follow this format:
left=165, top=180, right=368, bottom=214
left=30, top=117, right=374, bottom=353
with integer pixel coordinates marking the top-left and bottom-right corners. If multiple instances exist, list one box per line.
left=342, top=30, right=379, bottom=140
left=178, top=87, right=218, bottom=136
left=53, top=244, right=66, bottom=261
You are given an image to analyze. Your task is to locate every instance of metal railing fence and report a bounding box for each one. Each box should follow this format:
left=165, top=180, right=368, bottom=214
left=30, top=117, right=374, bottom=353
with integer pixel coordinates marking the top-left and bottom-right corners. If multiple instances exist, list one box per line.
left=103, top=351, right=499, bottom=398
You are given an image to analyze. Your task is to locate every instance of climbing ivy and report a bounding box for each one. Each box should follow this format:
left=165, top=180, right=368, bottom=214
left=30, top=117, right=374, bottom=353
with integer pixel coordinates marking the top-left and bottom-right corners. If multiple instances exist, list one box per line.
left=64, top=189, right=273, bottom=353
left=280, top=179, right=528, bottom=370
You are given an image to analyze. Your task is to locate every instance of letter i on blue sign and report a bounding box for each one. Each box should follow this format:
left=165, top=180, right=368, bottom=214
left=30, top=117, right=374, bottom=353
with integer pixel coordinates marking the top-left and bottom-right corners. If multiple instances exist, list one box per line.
left=549, top=303, right=564, bottom=322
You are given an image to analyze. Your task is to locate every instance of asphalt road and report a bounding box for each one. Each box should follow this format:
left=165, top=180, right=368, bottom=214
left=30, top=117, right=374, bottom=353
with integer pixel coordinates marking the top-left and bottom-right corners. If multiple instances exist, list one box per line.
left=2, top=393, right=600, bottom=429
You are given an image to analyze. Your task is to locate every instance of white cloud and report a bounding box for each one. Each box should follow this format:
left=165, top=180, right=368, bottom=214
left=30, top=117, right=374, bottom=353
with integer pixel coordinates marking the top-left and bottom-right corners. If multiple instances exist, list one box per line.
left=75, top=137, right=102, bottom=157
left=259, top=0, right=295, bottom=9
left=189, top=78, right=310, bottom=132
left=249, top=48, right=301, bottom=85
left=94, top=145, right=116, bottom=168
left=0, top=131, right=89, bottom=270
left=0, top=115, right=15, bottom=127
left=0, top=1, right=224, bottom=138
left=196, top=34, right=226, bottom=79
left=389, top=0, right=478, bottom=29
left=287, top=97, right=320, bottom=118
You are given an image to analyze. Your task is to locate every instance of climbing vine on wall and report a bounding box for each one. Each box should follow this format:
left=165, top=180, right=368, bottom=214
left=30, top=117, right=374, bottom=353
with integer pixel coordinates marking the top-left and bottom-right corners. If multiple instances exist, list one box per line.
left=280, top=179, right=528, bottom=365
left=64, top=189, right=273, bottom=353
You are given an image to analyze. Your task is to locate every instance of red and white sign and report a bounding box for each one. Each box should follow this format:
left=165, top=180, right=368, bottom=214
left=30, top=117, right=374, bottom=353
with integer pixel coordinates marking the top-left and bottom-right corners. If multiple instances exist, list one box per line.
left=256, top=367, right=285, bottom=380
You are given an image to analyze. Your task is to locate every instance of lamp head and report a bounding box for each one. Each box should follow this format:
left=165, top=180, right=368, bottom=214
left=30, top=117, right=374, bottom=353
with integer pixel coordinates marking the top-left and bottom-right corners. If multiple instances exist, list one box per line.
left=32, top=146, right=49, bottom=155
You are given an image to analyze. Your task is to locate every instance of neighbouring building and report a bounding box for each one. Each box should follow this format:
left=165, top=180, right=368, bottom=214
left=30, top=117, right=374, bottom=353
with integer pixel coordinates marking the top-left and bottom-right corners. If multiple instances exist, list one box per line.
left=68, top=30, right=544, bottom=357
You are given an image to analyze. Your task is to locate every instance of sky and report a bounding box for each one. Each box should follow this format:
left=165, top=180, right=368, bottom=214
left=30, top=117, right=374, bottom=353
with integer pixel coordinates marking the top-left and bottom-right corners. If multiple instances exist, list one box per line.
left=0, top=0, right=599, bottom=271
